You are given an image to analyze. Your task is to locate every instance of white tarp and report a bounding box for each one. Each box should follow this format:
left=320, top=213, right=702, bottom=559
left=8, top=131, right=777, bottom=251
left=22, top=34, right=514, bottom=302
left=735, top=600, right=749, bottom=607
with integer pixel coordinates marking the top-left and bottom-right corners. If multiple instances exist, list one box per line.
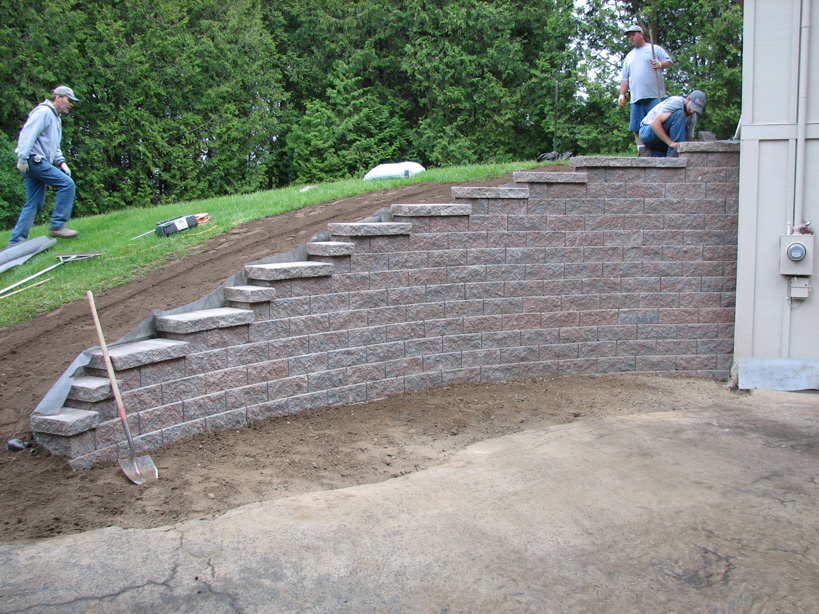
left=363, top=161, right=425, bottom=181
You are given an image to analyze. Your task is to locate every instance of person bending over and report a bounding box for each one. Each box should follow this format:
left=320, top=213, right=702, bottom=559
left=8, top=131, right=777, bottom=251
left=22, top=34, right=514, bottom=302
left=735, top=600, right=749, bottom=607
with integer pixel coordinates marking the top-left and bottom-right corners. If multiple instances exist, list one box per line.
left=638, top=90, right=706, bottom=158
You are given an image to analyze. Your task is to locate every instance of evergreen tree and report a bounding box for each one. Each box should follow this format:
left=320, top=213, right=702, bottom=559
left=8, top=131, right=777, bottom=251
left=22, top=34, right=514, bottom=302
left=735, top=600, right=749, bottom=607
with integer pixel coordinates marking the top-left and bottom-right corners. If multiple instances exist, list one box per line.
left=0, top=131, right=26, bottom=230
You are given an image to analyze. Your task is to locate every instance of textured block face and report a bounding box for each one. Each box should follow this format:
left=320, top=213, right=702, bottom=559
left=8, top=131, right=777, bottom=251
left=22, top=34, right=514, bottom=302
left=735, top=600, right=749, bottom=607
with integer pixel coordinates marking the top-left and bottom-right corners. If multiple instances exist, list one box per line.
left=31, top=408, right=100, bottom=436
left=155, top=308, right=255, bottom=334
left=89, top=339, right=189, bottom=371
left=39, top=151, right=740, bottom=466
left=245, top=262, right=334, bottom=281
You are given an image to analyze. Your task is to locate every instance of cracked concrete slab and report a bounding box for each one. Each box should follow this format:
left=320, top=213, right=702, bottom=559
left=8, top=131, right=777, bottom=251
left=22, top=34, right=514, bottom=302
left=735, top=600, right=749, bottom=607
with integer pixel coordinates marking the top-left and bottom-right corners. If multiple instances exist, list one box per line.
left=1, top=391, right=817, bottom=613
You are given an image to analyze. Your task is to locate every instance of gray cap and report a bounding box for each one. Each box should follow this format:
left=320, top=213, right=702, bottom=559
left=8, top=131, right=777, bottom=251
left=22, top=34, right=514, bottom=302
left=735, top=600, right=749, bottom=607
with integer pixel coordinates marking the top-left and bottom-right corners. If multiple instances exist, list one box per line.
left=624, top=25, right=644, bottom=35
left=52, top=86, right=79, bottom=102
left=688, top=90, right=707, bottom=114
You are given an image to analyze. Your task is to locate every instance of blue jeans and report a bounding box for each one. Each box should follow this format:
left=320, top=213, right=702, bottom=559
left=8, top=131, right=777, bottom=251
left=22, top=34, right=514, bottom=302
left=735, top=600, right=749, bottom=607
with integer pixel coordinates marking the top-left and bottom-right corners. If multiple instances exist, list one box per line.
left=638, top=109, right=687, bottom=157
left=7, top=155, right=76, bottom=247
left=629, top=98, right=659, bottom=132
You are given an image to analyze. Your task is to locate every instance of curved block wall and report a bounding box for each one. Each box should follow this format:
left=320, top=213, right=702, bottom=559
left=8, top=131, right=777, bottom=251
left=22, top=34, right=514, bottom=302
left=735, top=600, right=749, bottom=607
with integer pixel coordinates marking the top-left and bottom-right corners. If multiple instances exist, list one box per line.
left=31, top=145, right=740, bottom=468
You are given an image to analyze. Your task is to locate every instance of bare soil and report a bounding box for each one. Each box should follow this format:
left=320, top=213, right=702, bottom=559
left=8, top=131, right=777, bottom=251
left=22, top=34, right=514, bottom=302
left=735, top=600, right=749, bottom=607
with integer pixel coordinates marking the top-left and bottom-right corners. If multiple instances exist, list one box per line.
left=0, top=169, right=738, bottom=544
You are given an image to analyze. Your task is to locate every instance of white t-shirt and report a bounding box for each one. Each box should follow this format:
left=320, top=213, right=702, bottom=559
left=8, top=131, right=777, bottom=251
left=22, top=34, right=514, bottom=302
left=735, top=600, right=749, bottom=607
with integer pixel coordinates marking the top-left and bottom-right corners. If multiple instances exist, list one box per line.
left=621, top=44, right=673, bottom=101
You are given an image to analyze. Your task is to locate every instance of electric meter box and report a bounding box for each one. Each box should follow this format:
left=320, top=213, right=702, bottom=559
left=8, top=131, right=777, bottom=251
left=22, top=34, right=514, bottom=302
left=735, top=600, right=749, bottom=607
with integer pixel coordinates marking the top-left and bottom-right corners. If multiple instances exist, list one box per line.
left=779, top=234, right=814, bottom=276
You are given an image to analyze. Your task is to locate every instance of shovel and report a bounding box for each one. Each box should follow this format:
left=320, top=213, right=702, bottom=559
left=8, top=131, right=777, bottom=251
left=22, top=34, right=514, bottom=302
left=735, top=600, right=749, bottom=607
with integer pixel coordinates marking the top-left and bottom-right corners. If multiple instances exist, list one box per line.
left=87, top=290, right=158, bottom=485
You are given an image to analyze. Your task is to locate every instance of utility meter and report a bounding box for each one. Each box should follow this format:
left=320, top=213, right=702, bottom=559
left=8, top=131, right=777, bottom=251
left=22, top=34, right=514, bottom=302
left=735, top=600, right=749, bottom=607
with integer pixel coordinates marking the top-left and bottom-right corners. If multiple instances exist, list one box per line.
left=779, top=235, right=814, bottom=276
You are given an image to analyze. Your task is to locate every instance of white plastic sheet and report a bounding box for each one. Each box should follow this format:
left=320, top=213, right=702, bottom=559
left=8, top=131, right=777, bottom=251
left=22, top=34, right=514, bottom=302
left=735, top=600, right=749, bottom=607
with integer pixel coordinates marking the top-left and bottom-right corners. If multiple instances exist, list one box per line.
left=363, top=161, right=425, bottom=181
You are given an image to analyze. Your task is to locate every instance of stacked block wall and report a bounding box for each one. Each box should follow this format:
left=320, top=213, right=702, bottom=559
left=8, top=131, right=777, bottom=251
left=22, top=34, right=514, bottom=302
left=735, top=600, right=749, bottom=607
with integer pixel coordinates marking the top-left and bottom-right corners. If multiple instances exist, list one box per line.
left=35, top=145, right=740, bottom=467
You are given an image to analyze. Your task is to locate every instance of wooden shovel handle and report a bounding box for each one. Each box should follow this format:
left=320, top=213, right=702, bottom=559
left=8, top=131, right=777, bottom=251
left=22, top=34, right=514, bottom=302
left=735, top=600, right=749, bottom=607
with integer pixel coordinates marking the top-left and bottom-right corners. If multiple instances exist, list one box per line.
left=87, top=291, right=128, bottom=423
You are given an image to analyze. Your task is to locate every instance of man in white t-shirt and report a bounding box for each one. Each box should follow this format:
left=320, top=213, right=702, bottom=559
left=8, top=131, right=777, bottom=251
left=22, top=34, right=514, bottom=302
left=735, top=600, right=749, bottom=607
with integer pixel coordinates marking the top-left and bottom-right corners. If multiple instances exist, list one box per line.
left=618, top=25, right=673, bottom=157
left=638, top=90, right=707, bottom=157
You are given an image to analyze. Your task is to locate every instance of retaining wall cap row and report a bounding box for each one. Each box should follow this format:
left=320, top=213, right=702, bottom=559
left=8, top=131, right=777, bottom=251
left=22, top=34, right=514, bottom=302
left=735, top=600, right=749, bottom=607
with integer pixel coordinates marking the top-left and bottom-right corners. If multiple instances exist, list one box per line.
left=512, top=171, right=587, bottom=184
left=67, top=376, right=111, bottom=402
left=223, top=285, right=278, bottom=302
left=244, top=261, right=335, bottom=281
left=154, top=307, right=255, bottom=334
left=390, top=204, right=472, bottom=217
left=305, top=241, right=357, bottom=256
left=89, top=338, right=189, bottom=371
left=678, top=140, right=740, bottom=153
left=451, top=187, right=529, bottom=199
left=572, top=156, right=687, bottom=168
left=31, top=407, right=100, bottom=436
left=327, top=222, right=413, bottom=237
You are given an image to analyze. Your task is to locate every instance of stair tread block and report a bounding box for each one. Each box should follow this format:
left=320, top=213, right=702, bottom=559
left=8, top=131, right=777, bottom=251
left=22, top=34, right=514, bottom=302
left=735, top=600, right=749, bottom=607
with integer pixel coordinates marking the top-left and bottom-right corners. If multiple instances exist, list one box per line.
left=31, top=407, right=100, bottom=436
left=513, top=171, right=587, bottom=184
left=451, top=187, right=529, bottom=199
left=89, top=338, right=189, bottom=371
left=327, top=222, right=412, bottom=236
left=244, top=261, right=334, bottom=281
left=155, top=307, right=255, bottom=334
left=223, top=285, right=278, bottom=302
left=390, top=204, right=472, bottom=217
left=67, top=376, right=112, bottom=402
left=305, top=241, right=356, bottom=256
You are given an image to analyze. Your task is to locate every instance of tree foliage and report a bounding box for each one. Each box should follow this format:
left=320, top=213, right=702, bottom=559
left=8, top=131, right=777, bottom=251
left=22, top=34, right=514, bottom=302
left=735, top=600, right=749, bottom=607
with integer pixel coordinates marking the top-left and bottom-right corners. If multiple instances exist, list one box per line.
left=0, top=0, right=743, bottom=227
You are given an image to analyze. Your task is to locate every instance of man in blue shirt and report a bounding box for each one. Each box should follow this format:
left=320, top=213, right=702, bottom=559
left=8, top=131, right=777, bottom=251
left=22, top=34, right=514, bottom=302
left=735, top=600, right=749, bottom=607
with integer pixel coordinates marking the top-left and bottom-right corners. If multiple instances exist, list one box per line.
left=8, top=86, right=80, bottom=248
left=639, top=90, right=707, bottom=157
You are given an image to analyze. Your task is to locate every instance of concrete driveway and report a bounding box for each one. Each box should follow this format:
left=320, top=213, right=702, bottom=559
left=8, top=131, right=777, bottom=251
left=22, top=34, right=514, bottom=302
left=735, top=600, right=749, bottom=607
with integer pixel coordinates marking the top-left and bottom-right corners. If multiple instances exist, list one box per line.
left=1, top=389, right=817, bottom=613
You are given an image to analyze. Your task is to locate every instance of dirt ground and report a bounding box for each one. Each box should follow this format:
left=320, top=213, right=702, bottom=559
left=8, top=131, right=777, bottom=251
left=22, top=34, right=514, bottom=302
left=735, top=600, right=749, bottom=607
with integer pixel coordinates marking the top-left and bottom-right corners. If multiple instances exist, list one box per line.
left=0, top=169, right=743, bottom=544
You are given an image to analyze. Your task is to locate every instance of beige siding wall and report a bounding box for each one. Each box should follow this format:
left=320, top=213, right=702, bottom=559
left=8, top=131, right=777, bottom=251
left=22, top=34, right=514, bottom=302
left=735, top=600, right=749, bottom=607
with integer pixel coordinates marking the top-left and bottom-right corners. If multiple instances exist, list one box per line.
left=735, top=0, right=819, bottom=388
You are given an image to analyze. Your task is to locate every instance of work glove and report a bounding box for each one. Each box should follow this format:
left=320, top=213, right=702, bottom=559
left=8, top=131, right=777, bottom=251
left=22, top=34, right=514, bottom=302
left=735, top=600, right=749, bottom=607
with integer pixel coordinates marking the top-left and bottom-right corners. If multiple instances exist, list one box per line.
left=16, top=161, right=29, bottom=173
left=60, top=162, right=71, bottom=177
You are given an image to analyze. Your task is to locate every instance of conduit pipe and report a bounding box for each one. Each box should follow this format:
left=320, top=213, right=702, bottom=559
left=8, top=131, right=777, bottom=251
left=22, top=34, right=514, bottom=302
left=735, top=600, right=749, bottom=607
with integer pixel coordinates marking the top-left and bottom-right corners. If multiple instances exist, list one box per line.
left=793, top=0, right=811, bottom=232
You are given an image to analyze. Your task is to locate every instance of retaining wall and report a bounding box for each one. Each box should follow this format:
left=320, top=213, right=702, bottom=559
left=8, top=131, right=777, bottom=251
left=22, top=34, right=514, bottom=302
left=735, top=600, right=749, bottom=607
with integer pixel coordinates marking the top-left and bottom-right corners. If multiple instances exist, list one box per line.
left=32, top=143, right=740, bottom=468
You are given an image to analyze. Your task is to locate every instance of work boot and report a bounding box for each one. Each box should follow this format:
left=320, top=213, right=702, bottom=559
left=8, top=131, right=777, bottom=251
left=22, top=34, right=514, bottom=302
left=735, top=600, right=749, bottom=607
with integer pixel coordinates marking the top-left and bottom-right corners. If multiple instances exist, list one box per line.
left=637, top=147, right=651, bottom=158
left=48, top=226, right=79, bottom=239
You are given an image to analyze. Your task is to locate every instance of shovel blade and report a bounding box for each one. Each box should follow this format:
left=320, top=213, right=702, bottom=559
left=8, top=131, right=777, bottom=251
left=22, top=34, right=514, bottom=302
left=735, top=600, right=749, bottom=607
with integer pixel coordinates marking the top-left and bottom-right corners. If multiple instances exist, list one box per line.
left=119, top=455, right=159, bottom=485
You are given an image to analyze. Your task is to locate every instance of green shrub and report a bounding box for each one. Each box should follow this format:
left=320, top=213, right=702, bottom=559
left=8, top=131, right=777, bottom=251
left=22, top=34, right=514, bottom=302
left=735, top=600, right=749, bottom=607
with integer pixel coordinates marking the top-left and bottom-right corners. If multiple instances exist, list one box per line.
left=0, top=130, right=25, bottom=230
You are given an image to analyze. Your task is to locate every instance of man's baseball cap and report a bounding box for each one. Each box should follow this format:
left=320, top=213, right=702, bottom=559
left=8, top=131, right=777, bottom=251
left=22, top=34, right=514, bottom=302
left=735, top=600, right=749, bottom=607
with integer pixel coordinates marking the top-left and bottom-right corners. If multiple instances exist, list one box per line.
left=53, top=86, right=79, bottom=102
left=624, top=25, right=644, bottom=35
left=688, top=90, right=707, bottom=114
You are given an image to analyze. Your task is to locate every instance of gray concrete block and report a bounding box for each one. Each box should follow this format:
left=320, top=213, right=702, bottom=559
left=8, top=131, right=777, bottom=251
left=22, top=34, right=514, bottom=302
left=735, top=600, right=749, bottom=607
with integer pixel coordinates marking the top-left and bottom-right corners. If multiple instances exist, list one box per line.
left=67, top=376, right=111, bottom=402
left=327, top=222, right=412, bottom=236
left=155, top=308, right=254, bottom=334
left=223, top=285, right=277, bottom=303
left=390, top=204, right=472, bottom=217
left=89, top=339, right=189, bottom=371
left=305, top=241, right=356, bottom=256
left=451, top=187, right=529, bottom=199
left=512, top=172, right=587, bottom=184
left=244, top=261, right=334, bottom=281
left=31, top=407, right=100, bottom=436
left=33, top=430, right=97, bottom=458
left=572, top=156, right=687, bottom=168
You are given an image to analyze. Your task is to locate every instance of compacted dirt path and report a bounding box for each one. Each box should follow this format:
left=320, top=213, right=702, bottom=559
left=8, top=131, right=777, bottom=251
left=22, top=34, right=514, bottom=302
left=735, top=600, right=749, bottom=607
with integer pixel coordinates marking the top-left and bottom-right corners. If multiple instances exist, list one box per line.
left=0, top=170, right=739, bottom=543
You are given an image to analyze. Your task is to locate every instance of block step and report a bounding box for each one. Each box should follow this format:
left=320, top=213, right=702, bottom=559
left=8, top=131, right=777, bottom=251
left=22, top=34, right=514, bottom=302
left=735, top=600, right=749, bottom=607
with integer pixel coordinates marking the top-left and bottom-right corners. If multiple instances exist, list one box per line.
left=223, top=285, right=278, bottom=303
left=31, top=407, right=100, bottom=436
left=327, top=222, right=412, bottom=237
left=305, top=241, right=356, bottom=257
left=155, top=307, right=255, bottom=334
left=67, top=376, right=111, bottom=402
left=451, top=186, right=529, bottom=199
left=89, top=338, right=189, bottom=371
left=244, top=261, right=334, bottom=282
left=390, top=204, right=472, bottom=217
left=512, top=171, right=587, bottom=183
